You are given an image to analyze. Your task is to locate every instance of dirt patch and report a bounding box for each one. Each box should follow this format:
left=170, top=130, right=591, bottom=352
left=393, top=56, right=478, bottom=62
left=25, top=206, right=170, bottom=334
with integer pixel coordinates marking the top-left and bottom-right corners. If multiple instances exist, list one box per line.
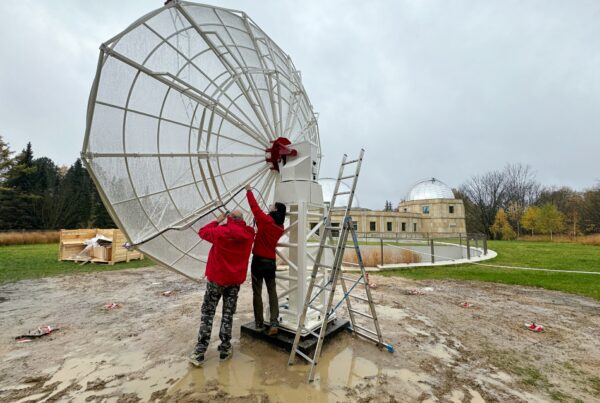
left=0, top=267, right=598, bottom=402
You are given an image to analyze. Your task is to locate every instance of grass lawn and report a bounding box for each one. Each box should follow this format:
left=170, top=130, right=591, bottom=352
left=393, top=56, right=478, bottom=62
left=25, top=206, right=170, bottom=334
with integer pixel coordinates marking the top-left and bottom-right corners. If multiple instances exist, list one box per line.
left=379, top=240, right=600, bottom=301
left=0, top=243, right=154, bottom=284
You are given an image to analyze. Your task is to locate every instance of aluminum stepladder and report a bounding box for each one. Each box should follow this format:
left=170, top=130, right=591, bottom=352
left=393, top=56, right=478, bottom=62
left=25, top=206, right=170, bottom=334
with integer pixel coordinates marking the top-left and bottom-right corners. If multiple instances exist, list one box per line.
left=287, top=149, right=394, bottom=383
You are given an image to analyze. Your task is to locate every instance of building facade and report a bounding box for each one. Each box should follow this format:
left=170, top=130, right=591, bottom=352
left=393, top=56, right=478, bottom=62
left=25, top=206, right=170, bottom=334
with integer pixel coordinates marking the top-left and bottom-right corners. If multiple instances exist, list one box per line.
left=317, top=178, right=466, bottom=236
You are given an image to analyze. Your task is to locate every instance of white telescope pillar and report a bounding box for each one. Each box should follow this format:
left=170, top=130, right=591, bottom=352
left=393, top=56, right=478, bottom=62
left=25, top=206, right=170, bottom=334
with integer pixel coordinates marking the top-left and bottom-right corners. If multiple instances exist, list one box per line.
left=272, top=141, right=332, bottom=333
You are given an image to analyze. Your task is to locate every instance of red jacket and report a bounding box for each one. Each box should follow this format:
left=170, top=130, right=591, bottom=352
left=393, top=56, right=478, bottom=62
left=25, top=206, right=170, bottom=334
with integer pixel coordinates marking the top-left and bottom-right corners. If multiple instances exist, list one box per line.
left=198, top=216, right=255, bottom=286
left=247, top=190, right=284, bottom=260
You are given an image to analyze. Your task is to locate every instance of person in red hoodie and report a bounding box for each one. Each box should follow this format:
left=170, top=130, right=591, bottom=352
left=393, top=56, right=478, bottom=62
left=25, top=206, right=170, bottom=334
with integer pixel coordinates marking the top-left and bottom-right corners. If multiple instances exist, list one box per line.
left=188, top=209, right=255, bottom=367
left=245, top=185, right=286, bottom=336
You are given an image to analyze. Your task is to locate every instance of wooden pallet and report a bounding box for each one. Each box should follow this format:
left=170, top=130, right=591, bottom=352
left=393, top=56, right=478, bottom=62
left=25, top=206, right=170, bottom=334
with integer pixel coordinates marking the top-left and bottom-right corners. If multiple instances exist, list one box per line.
left=59, top=229, right=143, bottom=264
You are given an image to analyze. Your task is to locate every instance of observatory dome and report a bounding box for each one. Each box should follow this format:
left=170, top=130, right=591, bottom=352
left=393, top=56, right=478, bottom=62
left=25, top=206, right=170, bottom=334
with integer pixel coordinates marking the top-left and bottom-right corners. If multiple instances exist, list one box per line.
left=406, top=178, right=454, bottom=201
left=319, top=178, right=360, bottom=208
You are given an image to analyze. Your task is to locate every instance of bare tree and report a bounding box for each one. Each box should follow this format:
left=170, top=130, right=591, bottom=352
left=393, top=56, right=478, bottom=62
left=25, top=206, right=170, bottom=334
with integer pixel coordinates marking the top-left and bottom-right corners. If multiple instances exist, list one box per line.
left=460, top=170, right=507, bottom=237
left=503, top=163, right=540, bottom=207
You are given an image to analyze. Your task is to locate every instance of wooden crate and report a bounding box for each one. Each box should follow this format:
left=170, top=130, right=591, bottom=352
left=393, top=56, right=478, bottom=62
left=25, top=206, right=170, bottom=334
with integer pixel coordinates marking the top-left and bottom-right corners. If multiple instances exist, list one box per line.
left=59, top=229, right=144, bottom=265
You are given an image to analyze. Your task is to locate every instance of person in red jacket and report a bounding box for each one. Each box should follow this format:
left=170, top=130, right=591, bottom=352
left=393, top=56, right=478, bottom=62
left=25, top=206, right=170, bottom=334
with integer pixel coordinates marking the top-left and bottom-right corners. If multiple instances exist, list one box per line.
left=188, top=210, right=255, bottom=367
left=245, top=185, right=286, bottom=336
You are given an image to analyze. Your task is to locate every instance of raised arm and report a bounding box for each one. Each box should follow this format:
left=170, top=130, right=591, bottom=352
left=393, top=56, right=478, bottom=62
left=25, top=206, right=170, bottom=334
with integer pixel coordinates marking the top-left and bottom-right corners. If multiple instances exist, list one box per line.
left=246, top=187, right=270, bottom=225
left=198, top=213, right=227, bottom=243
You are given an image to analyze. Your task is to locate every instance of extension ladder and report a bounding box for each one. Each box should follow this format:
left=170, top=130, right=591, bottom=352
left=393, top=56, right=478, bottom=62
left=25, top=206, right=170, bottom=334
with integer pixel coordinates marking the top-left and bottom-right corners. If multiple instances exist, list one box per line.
left=287, top=149, right=393, bottom=383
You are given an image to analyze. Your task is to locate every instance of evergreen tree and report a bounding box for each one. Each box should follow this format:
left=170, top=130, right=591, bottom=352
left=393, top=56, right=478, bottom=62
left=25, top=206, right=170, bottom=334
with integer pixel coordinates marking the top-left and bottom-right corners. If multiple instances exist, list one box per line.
left=383, top=200, right=393, bottom=212
left=30, top=157, right=65, bottom=229
left=91, top=186, right=115, bottom=228
left=0, top=188, right=39, bottom=229
left=1, top=142, right=39, bottom=229
left=0, top=135, right=14, bottom=183
left=60, top=159, right=93, bottom=228
left=5, top=142, right=36, bottom=191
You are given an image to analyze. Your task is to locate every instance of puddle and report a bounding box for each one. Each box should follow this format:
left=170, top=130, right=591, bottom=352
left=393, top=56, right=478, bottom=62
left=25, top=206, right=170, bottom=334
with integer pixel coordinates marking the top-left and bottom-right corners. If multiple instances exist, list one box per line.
left=4, top=335, right=434, bottom=402
left=169, top=338, right=433, bottom=402
left=468, top=388, right=485, bottom=403
left=37, top=350, right=186, bottom=401
left=447, top=389, right=464, bottom=402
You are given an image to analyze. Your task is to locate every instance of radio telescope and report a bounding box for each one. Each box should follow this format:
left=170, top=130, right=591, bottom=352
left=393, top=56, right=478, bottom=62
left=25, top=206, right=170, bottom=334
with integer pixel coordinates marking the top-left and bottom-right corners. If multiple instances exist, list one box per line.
left=82, top=1, right=322, bottom=286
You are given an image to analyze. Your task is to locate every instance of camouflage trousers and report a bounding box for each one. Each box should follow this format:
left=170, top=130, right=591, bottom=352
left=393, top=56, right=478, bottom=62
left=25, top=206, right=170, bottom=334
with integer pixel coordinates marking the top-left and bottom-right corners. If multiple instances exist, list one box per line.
left=195, top=281, right=240, bottom=354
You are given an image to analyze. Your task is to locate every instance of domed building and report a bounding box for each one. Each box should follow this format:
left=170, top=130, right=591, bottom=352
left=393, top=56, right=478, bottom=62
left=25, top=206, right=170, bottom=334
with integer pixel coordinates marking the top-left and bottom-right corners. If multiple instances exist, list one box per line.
left=398, top=178, right=466, bottom=234
left=324, top=177, right=466, bottom=237
left=405, top=178, right=455, bottom=201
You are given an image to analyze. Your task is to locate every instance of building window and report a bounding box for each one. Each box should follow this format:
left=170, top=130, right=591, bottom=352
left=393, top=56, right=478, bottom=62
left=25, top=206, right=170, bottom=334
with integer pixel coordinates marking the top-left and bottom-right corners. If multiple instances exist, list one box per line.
left=422, top=206, right=430, bottom=214
left=401, top=222, right=406, bottom=232
left=331, top=222, right=340, bottom=237
left=449, top=205, right=454, bottom=214
left=413, top=223, right=417, bottom=232
left=403, top=208, right=407, bottom=212
left=386, top=222, right=392, bottom=231
left=369, top=221, right=376, bottom=231
left=352, top=221, right=358, bottom=231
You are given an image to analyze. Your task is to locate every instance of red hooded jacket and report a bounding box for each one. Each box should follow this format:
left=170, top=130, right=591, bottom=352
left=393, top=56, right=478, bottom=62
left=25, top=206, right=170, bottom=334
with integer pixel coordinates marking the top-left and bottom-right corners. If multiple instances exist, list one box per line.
left=198, top=216, right=255, bottom=286
left=247, top=190, right=284, bottom=260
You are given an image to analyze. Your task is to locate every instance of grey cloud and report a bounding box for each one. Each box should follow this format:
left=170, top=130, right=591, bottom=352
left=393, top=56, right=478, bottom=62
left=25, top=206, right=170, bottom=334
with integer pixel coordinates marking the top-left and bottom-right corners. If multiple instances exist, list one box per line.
left=1, top=0, right=599, bottom=209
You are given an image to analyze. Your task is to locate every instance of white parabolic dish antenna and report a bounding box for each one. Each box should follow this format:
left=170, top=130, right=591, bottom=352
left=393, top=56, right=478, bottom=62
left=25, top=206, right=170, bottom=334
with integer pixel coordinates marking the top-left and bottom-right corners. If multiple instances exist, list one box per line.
left=81, top=1, right=321, bottom=281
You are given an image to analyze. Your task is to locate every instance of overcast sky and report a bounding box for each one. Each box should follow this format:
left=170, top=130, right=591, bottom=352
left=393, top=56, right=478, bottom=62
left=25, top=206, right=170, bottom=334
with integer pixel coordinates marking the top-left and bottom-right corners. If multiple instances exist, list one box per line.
left=1, top=0, right=599, bottom=208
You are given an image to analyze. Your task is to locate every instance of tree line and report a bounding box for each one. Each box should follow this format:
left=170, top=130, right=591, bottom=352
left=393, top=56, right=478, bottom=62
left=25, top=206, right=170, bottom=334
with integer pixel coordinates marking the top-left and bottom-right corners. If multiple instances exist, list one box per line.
left=455, top=163, right=600, bottom=239
left=0, top=136, right=114, bottom=230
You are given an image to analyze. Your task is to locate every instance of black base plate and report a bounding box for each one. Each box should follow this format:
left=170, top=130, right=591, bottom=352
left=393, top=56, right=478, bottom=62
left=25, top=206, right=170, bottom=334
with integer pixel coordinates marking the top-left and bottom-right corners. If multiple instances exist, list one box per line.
left=240, top=319, right=350, bottom=355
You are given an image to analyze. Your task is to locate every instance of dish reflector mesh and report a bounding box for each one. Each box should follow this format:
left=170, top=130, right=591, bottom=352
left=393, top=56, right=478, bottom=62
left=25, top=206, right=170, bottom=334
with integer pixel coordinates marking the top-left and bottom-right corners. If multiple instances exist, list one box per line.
left=82, top=2, right=320, bottom=280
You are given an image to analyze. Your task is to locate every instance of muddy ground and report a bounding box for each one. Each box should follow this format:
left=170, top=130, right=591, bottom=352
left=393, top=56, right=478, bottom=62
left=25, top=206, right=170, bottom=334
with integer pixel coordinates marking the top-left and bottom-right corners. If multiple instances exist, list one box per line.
left=0, top=266, right=599, bottom=402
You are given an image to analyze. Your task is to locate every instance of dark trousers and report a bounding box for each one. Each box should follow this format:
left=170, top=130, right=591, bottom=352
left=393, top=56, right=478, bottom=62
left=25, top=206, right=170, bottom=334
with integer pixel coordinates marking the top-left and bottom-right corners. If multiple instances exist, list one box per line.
left=195, top=281, right=240, bottom=354
left=251, top=256, right=279, bottom=326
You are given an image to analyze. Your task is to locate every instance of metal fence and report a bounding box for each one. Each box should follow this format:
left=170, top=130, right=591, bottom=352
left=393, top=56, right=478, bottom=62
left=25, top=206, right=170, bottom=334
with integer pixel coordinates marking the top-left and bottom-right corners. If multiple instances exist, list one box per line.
left=335, top=232, right=488, bottom=267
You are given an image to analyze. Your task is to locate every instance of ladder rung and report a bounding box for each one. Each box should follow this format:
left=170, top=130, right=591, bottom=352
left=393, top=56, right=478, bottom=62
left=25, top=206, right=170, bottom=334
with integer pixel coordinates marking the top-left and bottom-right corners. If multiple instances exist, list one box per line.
left=322, top=244, right=337, bottom=249
left=343, top=159, right=360, bottom=165
left=349, top=294, right=369, bottom=302
left=317, top=263, right=333, bottom=269
left=294, top=348, right=314, bottom=364
left=353, top=330, right=383, bottom=346
left=339, top=175, right=354, bottom=180
left=341, top=276, right=364, bottom=283
left=335, top=191, right=351, bottom=196
left=353, top=324, right=378, bottom=336
left=308, top=304, right=325, bottom=313
left=349, top=308, right=374, bottom=319
left=314, top=284, right=332, bottom=292
left=303, top=326, right=321, bottom=338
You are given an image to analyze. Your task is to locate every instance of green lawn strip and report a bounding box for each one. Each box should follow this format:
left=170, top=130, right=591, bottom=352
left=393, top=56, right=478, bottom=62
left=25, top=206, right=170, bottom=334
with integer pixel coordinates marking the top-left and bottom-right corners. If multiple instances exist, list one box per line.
left=485, top=241, right=600, bottom=272
left=379, top=264, right=600, bottom=300
left=0, top=243, right=154, bottom=284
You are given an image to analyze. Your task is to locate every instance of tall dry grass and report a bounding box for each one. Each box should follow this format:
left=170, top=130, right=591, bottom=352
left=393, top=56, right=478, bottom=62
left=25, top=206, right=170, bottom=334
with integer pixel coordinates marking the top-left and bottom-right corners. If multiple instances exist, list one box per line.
left=519, top=234, right=600, bottom=246
left=0, top=231, right=60, bottom=246
left=344, top=248, right=421, bottom=267
left=578, top=234, right=600, bottom=246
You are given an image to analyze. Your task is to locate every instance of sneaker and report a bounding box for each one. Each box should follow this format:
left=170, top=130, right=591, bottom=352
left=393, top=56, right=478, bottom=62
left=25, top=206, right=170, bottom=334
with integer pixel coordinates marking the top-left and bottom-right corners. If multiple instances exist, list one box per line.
left=219, top=347, right=233, bottom=361
left=265, top=326, right=278, bottom=336
left=188, top=351, right=205, bottom=367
